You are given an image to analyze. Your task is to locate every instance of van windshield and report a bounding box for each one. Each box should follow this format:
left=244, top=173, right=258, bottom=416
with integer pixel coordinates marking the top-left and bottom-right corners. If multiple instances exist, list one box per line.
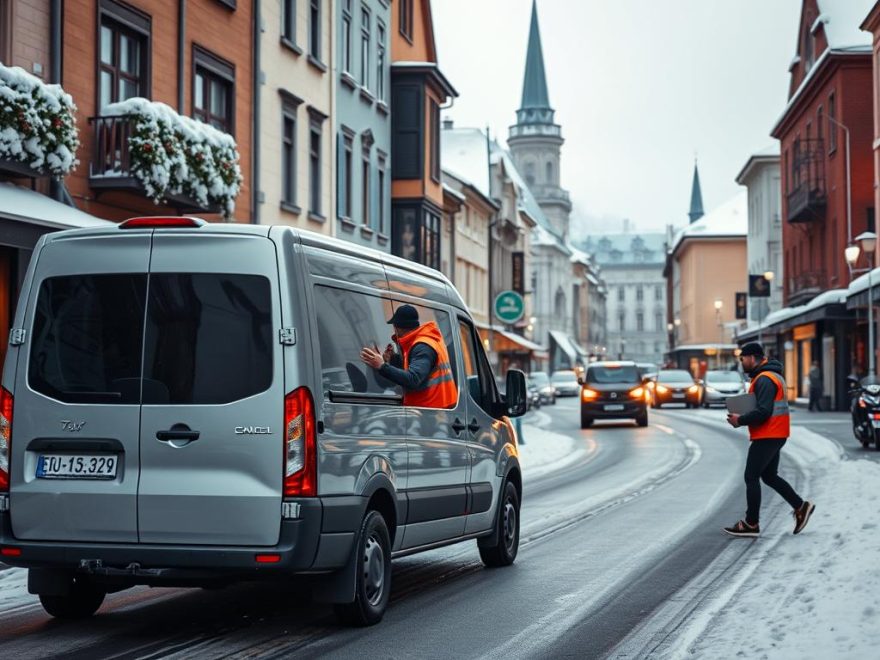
left=29, top=273, right=273, bottom=405
left=586, top=365, right=639, bottom=384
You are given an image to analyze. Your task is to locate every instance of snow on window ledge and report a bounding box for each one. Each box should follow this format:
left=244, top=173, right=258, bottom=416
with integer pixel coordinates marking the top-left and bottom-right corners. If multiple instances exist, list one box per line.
left=103, top=97, right=243, bottom=219
left=0, top=63, right=80, bottom=178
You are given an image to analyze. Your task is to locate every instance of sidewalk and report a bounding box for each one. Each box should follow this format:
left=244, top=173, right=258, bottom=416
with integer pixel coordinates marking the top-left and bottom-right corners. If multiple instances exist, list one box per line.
left=516, top=409, right=590, bottom=480
left=664, top=424, right=880, bottom=658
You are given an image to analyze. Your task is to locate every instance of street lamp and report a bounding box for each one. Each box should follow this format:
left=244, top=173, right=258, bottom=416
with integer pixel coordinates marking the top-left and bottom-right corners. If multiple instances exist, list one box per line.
left=714, top=299, right=724, bottom=369
left=827, top=115, right=853, bottom=246
left=758, top=270, right=775, bottom=347
left=847, top=232, right=878, bottom=376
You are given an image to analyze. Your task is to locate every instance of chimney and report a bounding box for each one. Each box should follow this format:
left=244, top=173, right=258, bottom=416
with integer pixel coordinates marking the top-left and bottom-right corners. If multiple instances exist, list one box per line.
left=442, top=117, right=454, bottom=130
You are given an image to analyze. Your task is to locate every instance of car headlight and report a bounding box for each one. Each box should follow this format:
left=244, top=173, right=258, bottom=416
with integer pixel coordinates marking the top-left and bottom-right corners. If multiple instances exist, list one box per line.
left=582, top=388, right=599, bottom=401
left=629, top=387, right=645, bottom=399
left=656, top=385, right=668, bottom=394
left=706, top=386, right=717, bottom=394
left=688, top=385, right=699, bottom=394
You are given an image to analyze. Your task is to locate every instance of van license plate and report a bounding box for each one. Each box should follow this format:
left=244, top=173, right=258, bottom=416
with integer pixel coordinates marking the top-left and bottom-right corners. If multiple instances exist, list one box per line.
left=604, top=404, right=625, bottom=411
left=36, top=455, right=118, bottom=479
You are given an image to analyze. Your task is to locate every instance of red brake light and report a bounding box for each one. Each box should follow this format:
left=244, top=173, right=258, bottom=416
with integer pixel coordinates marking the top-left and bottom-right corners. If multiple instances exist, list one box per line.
left=284, top=387, right=316, bottom=497
left=255, top=553, right=281, bottom=564
left=1, top=547, right=21, bottom=557
left=0, top=387, right=11, bottom=492
left=119, top=216, right=205, bottom=229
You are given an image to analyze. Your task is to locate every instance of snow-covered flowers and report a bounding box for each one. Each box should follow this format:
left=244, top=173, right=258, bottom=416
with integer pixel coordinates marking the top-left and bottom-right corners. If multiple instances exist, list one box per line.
left=0, top=63, right=80, bottom=177
left=104, top=98, right=242, bottom=219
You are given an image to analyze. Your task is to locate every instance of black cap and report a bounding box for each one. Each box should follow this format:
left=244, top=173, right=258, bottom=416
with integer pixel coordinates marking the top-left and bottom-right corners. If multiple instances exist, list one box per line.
left=740, top=342, right=764, bottom=358
left=387, top=304, right=420, bottom=330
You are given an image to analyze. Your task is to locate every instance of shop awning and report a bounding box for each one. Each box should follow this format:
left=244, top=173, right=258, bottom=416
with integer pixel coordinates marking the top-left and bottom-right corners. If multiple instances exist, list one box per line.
left=475, top=321, right=549, bottom=358
left=0, top=182, right=112, bottom=249
left=735, top=289, right=850, bottom=342
left=548, top=329, right=578, bottom=364
left=846, top=268, right=880, bottom=308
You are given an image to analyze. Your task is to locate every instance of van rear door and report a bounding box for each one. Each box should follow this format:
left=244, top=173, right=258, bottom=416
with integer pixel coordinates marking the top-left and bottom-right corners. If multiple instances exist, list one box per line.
left=11, top=233, right=151, bottom=542
left=137, top=233, right=284, bottom=546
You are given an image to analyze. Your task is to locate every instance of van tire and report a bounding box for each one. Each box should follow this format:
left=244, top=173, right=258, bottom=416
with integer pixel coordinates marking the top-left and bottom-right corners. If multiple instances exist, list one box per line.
left=478, top=481, right=520, bottom=568
left=39, top=579, right=105, bottom=619
left=636, top=411, right=648, bottom=427
left=580, top=412, right=593, bottom=429
left=333, top=510, right=392, bottom=627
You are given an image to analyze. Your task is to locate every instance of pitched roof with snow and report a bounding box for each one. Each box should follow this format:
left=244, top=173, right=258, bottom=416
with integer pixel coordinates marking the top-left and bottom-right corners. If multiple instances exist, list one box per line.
left=670, top=191, right=747, bottom=256
left=815, top=0, right=875, bottom=51
left=441, top=128, right=491, bottom=198
left=580, top=232, right=667, bottom=266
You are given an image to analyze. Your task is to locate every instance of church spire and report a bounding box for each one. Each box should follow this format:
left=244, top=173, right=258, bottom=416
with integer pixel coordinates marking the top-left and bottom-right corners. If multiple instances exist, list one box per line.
left=688, top=161, right=705, bottom=224
left=516, top=0, right=555, bottom=126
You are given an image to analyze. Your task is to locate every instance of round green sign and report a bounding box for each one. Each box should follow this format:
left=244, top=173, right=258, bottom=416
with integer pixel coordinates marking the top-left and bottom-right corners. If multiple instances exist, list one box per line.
left=494, top=291, right=525, bottom=325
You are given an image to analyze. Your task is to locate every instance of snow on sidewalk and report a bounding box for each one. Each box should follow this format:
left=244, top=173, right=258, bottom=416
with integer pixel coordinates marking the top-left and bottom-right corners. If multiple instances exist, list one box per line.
left=516, top=409, right=589, bottom=481
left=669, top=425, right=880, bottom=659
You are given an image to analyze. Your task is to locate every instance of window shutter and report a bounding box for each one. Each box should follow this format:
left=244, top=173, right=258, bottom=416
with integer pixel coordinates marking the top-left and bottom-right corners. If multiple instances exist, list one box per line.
left=391, top=84, right=422, bottom=179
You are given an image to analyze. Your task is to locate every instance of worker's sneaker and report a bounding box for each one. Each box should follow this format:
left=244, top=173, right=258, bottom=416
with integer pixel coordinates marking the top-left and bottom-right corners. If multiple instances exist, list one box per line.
left=793, top=501, right=815, bottom=535
left=723, top=519, right=759, bottom=538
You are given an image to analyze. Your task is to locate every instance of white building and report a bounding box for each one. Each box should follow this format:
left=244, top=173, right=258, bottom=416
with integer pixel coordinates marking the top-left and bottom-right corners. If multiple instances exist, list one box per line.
left=736, top=147, right=783, bottom=324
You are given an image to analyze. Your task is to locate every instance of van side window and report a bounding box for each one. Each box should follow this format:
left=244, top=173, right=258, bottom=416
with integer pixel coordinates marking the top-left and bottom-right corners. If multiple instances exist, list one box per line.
left=458, top=319, right=498, bottom=414
left=315, top=285, right=402, bottom=396
left=29, top=274, right=147, bottom=404
left=392, top=302, right=458, bottom=387
left=142, top=274, right=273, bottom=405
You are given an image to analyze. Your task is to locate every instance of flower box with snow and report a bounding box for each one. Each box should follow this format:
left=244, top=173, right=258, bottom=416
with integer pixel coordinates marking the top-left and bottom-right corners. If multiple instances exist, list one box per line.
left=89, top=98, right=242, bottom=218
left=0, top=63, right=80, bottom=179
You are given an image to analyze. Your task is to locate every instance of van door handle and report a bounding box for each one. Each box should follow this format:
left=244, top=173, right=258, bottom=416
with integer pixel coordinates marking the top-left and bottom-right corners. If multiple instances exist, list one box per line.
left=468, top=418, right=481, bottom=434
left=451, top=418, right=467, bottom=435
left=156, top=428, right=200, bottom=442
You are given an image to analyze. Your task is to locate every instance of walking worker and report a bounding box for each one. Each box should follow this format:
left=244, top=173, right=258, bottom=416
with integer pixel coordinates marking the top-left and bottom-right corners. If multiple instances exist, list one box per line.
left=724, top=342, right=815, bottom=538
left=360, top=304, right=458, bottom=409
left=808, top=360, right=823, bottom=411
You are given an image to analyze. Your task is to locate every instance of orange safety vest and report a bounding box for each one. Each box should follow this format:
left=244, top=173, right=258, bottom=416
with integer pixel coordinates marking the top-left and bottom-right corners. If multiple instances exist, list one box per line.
left=395, top=321, right=458, bottom=409
left=747, top=370, right=791, bottom=440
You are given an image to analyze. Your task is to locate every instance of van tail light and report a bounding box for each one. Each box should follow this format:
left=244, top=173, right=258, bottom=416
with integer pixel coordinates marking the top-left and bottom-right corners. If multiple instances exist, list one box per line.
left=284, top=387, right=316, bottom=497
left=0, top=387, right=11, bottom=492
left=119, top=216, right=205, bottom=229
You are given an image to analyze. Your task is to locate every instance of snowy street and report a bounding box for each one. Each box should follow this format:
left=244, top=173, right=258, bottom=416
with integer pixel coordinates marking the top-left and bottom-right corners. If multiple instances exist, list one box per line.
left=1, top=398, right=875, bottom=658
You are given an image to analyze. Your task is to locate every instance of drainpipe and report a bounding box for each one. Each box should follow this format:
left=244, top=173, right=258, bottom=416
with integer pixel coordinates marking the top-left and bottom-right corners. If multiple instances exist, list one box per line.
left=177, top=1, right=185, bottom=113
left=49, top=0, right=64, bottom=203
left=250, top=0, right=261, bottom=224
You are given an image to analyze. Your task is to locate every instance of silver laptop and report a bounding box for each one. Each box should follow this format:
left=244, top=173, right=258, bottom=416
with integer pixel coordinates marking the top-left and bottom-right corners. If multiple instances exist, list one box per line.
left=726, top=393, right=757, bottom=415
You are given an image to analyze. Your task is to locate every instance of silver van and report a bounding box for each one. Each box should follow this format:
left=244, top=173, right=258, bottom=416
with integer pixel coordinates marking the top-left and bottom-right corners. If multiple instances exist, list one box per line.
left=0, top=217, right=527, bottom=626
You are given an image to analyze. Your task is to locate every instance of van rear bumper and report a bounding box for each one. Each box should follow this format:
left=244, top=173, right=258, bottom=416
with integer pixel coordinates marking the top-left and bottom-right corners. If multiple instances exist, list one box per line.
left=0, top=498, right=359, bottom=577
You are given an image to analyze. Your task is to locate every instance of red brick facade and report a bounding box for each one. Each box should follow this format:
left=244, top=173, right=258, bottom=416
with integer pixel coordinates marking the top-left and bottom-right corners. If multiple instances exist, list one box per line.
left=62, top=0, right=253, bottom=222
left=2, top=0, right=52, bottom=79
left=772, top=0, right=874, bottom=306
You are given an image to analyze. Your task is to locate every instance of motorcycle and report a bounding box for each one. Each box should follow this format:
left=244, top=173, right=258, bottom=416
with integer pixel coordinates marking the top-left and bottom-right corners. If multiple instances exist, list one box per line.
left=849, top=375, right=880, bottom=449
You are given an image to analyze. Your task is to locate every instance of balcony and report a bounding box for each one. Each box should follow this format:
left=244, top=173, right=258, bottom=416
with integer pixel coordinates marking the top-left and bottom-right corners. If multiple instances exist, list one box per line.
left=787, top=270, right=827, bottom=306
left=0, top=156, right=49, bottom=179
left=786, top=138, right=826, bottom=223
left=89, top=114, right=225, bottom=215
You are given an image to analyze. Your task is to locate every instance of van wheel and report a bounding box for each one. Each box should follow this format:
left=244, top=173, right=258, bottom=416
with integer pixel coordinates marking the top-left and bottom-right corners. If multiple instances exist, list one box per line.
left=39, top=578, right=105, bottom=619
left=334, top=510, right=392, bottom=627
left=636, top=411, right=648, bottom=427
left=580, top=412, right=593, bottom=429
left=478, top=481, right=520, bottom=567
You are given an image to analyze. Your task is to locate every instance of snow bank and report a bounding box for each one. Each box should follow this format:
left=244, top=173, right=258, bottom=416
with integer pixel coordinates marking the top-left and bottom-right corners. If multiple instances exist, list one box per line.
left=0, top=62, right=79, bottom=177
left=679, top=427, right=880, bottom=658
left=517, top=410, right=588, bottom=479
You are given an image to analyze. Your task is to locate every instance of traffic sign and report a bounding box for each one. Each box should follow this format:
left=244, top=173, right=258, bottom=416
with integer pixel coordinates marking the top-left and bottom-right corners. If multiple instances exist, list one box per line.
left=735, top=292, right=748, bottom=319
left=749, top=274, right=771, bottom=298
left=494, top=290, right=525, bottom=324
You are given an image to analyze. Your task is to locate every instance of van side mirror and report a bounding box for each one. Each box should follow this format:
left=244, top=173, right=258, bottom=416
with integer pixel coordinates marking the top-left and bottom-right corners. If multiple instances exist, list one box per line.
left=505, top=369, right=528, bottom=418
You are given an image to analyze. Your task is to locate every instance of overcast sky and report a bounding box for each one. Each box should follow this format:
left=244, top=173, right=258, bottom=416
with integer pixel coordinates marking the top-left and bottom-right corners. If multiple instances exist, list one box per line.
left=432, top=0, right=801, bottom=236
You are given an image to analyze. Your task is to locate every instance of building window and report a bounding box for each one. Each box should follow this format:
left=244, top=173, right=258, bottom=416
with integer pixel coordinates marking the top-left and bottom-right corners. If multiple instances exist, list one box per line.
left=391, top=83, right=422, bottom=179
left=430, top=100, right=440, bottom=182
left=817, top=105, right=823, bottom=144
left=636, top=313, right=644, bottom=332
left=0, top=0, right=11, bottom=64
left=376, top=21, right=386, bottom=102
left=655, top=284, right=662, bottom=300
left=655, top=313, right=663, bottom=331
left=617, top=287, right=624, bottom=302
left=361, top=132, right=374, bottom=227
left=282, top=0, right=296, bottom=44
left=618, top=313, right=625, bottom=331
left=546, top=161, right=553, bottom=184
left=309, top=0, right=321, bottom=60
left=340, top=130, right=354, bottom=219
left=360, top=6, right=371, bottom=89
left=193, top=47, right=235, bottom=135
left=393, top=206, right=441, bottom=269
left=308, top=108, right=326, bottom=217
left=340, top=0, right=352, bottom=73
left=636, top=285, right=643, bottom=302
left=829, top=92, right=837, bottom=153
left=377, top=152, right=387, bottom=234
left=524, top=162, right=535, bottom=187
left=281, top=104, right=297, bottom=206
left=98, top=0, right=151, bottom=111
left=400, top=0, right=413, bottom=40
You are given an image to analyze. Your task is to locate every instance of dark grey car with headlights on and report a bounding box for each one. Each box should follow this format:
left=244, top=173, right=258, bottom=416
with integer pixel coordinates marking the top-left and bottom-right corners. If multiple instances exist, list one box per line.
left=579, top=362, right=649, bottom=428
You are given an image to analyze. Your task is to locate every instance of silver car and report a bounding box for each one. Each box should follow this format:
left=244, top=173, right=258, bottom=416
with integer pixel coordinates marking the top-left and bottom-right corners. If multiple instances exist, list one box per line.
left=0, top=218, right=527, bottom=626
left=701, top=370, right=747, bottom=407
left=551, top=370, right=581, bottom=397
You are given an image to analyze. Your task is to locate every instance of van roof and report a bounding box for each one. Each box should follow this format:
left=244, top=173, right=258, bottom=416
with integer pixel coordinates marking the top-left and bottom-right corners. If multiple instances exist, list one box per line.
left=43, top=222, right=466, bottom=309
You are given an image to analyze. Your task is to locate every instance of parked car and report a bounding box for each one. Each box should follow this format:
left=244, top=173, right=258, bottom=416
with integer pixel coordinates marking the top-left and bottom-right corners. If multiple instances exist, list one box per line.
left=525, top=377, right=542, bottom=410
left=529, top=371, right=556, bottom=405
left=651, top=369, right=701, bottom=408
left=0, top=217, right=528, bottom=626
left=701, top=370, right=747, bottom=407
left=579, top=361, right=649, bottom=428
left=551, top=370, right=581, bottom=397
